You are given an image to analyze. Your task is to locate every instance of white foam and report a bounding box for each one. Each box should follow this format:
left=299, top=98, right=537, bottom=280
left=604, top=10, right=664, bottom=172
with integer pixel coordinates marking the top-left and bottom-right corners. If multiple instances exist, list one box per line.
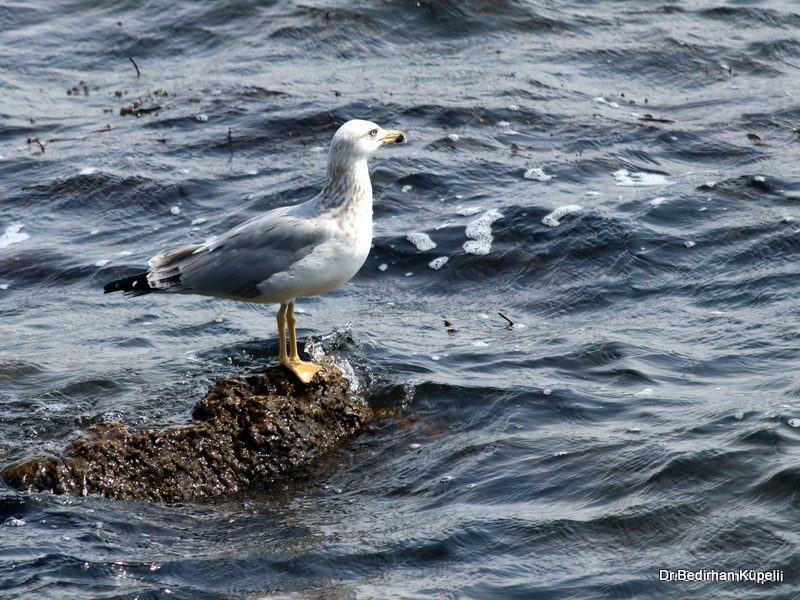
left=613, top=169, right=673, bottom=187
left=649, top=197, right=666, bottom=206
left=542, top=205, right=582, bottom=227
left=456, top=206, right=483, bottom=217
left=0, top=224, right=29, bottom=249
left=407, top=232, right=436, bottom=252
left=463, top=209, right=503, bottom=256
left=524, top=167, right=554, bottom=181
left=196, top=114, right=208, bottom=122
left=95, top=259, right=110, bottom=267
left=594, top=97, right=619, bottom=108
left=378, top=263, right=388, bottom=272
left=79, top=167, right=96, bottom=175
left=789, top=418, right=800, bottom=428
left=428, top=256, right=449, bottom=270
left=170, top=206, right=181, bottom=215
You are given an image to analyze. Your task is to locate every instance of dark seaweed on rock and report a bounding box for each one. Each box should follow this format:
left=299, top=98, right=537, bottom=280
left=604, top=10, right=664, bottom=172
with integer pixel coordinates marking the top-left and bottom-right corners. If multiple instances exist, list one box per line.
left=1, top=365, right=371, bottom=502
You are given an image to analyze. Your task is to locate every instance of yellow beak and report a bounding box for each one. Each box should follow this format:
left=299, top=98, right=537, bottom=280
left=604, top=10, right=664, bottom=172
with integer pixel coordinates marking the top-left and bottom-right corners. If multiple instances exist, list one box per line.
left=380, top=129, right=407, bottom=144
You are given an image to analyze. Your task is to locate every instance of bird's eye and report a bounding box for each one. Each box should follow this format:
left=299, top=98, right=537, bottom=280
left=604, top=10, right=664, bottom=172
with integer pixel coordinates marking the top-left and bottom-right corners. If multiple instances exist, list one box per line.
left=369, top=129, right=378, bottom=137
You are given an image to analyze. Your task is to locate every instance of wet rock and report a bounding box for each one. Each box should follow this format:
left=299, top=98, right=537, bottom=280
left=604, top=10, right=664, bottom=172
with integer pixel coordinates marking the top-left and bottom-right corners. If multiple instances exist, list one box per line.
left=1, top=365, right=370, bottom=502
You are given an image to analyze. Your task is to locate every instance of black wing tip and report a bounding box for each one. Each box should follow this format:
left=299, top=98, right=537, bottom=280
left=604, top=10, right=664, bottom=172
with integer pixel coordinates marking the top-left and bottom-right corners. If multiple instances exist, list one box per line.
left=104, top=272, right=152, bottom=295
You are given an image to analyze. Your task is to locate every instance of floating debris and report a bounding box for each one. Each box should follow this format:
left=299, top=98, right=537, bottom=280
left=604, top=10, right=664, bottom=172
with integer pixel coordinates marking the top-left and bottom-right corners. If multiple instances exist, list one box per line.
left=26, top=137, right=45, bottom=153
left=638, top=115, right=675, bottom=124
left=542, top=205, right=582, bottom=227
left=406, top=232, right=437, bottom=252
left=789, top=418, right=800, bottom=428
left=120, top=100, right=161, bottom=117
left=129, top=57, right=141, bottom=77
left=498, top=312, right=515, bottom=327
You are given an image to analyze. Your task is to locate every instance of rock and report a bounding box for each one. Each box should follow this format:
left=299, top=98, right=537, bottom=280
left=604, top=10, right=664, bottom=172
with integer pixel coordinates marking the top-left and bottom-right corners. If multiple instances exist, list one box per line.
left=1, top=365, right=370, bottom=502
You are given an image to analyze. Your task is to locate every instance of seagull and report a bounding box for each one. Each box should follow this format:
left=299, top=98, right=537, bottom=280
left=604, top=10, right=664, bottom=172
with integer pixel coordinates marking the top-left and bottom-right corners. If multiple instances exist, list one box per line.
left=104, top=119, right=407, bottom=383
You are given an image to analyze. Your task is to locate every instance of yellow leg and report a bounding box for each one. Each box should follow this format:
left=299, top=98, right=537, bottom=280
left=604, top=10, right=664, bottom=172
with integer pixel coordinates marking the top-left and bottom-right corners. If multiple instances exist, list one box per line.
left=277, top=303, right=290, bottom=366
left=276, top=301, right=322, bottom=383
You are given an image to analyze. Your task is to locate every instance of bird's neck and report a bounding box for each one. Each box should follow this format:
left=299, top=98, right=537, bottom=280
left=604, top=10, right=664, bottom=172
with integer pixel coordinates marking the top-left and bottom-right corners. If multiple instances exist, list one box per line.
left=314, top=156, right=373, bottom=220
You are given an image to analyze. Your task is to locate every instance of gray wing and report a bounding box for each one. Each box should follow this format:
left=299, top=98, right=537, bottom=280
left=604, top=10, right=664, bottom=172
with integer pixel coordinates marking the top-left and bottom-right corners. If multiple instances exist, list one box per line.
left=147, top=207, right=328, bottom=299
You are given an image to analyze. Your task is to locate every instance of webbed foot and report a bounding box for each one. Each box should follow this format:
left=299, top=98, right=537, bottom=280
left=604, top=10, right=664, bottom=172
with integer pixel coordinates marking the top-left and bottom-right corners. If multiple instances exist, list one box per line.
left=281, top=359, right=323, bottom=384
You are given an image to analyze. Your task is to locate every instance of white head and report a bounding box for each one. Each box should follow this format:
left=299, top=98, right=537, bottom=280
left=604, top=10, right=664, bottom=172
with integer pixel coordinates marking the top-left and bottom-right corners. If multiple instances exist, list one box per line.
left=329, top=119, right=407, bottom=164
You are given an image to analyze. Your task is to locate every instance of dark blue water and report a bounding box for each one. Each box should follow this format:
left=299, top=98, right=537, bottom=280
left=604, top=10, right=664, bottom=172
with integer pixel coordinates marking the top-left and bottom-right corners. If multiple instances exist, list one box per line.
left=3, top=0, right=800, bottom=597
